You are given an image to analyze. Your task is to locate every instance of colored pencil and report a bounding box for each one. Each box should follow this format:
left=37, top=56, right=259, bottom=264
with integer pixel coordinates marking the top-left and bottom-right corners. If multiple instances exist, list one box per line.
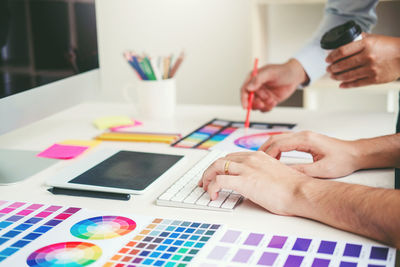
left=245, top=58, right=258, bottom=128
left=169, top=51, right=184, bottom=78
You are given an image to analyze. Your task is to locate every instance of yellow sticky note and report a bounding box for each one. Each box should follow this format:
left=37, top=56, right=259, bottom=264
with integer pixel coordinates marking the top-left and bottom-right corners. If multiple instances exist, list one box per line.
left=93, top=116, right=133, bottom=130
left=59, top=140, right=102, bottom=148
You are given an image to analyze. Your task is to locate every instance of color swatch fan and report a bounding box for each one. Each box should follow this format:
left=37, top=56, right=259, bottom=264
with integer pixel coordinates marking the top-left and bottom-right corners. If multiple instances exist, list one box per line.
left=234, top=132, right=284, bottom=151
left=211, top=128, right=312, bottom=159
left=27, top=242, right=102, bottom=267
left=70, top=216, right=136, bottom=240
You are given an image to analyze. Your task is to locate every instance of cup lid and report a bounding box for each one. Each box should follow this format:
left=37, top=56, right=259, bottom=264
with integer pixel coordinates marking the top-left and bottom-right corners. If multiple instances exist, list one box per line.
left=320, top=20, right=362, bottom=50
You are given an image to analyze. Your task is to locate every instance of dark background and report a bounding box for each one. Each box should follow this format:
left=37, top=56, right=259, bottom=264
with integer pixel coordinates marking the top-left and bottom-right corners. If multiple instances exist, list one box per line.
left=0, top=0, right=98, bottom=98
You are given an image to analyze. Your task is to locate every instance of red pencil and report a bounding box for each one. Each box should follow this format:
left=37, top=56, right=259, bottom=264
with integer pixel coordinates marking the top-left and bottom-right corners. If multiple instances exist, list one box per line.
left=245, top=58, right=258, bottom=128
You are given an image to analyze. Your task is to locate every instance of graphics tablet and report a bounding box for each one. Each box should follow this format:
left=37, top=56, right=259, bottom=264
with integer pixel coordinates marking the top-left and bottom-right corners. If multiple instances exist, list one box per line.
left=47, top=149, right=185, bottom=194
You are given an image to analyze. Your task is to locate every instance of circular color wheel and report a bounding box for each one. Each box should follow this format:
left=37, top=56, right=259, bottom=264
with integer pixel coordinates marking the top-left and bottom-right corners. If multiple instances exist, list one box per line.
left=70, top=216, right=136, bottom=240
left=234, top=132, right=284, bottom=151
left=27, top=241, right=101, bottom=267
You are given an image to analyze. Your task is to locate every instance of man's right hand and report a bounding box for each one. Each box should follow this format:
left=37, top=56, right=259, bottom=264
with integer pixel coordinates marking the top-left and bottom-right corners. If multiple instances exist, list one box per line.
left=240, top=58, right=309, bottom=112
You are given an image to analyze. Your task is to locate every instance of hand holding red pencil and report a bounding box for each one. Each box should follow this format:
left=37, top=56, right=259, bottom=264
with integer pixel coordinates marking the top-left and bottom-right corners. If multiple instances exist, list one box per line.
left=244, top=58, right=258, bottom=128
left=240, top=59, right=308, bottom=113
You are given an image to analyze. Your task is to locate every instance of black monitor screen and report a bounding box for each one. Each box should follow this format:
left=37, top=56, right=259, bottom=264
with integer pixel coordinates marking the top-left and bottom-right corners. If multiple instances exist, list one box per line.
left=0, top=0, right=98, bottom=98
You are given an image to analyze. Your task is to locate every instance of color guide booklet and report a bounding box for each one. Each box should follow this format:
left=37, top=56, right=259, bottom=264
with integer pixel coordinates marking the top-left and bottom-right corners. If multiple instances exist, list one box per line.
left=172, top=119, right=296, bottom=151
left=0, top=200, right=395, bottom=266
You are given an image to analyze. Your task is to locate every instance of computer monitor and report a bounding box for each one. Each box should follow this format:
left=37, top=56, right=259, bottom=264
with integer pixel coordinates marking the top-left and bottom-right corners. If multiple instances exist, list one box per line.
left=0, top=0, right=99, bottom=184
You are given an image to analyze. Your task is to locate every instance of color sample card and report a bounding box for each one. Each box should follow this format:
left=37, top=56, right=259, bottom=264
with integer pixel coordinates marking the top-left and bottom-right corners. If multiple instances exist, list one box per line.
left=0, top=200, right=395, bottom=266
left=104, top=218, right=221, bottom=267
left=0, top=200, right=222, bottom=267
left=172, top=119, right=296, bottom=150
left=0, top=201, right=81, bottom=263
left=194, top=228, right=396, bottom=267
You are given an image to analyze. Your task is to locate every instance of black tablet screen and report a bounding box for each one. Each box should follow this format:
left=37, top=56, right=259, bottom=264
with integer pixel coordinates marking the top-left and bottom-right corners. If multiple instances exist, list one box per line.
left=68, top=151, right=183, bottom=191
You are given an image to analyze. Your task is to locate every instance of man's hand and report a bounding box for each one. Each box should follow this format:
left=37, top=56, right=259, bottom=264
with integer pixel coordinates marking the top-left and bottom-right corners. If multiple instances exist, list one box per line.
left=240, top=59, right=308, bottom=112
left=326, top=34, right=400, bottom=88
left=259, top=131, right=360, bottom=178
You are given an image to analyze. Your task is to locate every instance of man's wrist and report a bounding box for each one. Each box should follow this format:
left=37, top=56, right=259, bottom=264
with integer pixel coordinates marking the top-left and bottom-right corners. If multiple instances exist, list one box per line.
left=285, top=175, right=316, bottom=217
left=287, top=58, right=310, bottom=87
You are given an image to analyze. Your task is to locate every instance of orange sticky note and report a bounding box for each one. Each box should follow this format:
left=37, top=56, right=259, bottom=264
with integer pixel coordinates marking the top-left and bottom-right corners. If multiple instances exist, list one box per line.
left=37, top=144, right=89, bottom=159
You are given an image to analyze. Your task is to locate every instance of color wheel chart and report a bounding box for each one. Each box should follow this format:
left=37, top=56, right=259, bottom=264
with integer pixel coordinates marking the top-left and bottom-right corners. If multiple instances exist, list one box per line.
left=172, top=119, right=295, bottom=150
left=196, top=229, right=396, bottom=267
left=70, top=216, right=136, bottom=240
left=27, top=241, right=102, bottom=266
left=234, top=132, right=285, bottom=151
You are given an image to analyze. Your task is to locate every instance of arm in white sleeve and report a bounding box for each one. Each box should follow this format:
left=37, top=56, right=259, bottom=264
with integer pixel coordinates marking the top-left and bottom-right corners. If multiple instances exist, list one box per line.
left=294, top=0, right=379, bottom=84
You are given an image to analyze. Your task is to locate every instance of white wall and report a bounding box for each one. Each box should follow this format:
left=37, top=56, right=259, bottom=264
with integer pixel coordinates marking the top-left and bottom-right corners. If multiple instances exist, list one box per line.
left=266, top=4, right=324, bottom=64
left=95, top=0, right=252, bottom=105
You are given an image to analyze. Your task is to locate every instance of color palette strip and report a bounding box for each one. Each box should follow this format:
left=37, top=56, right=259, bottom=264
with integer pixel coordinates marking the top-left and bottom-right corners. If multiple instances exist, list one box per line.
left=172, top=119, right=295, bottom=150
left=27, top=241, right=102, bottom=266
left=197, top=229, right=396, bottom=266
left=0, top=201, right=26, bottom=224
left=70, top=216, right=136, bottom=240
left=0, top=204, right=81, bottom=263
left=104, top=218, right=221, bottom=267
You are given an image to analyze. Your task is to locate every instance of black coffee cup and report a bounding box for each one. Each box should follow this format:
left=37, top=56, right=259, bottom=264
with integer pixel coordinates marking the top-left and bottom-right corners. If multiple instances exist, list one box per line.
left=320, top=20, right=362, bottom=50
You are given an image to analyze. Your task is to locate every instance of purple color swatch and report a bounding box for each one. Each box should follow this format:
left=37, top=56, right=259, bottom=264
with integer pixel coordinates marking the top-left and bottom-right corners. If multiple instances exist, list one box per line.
left=207, top=246, right=230, bottom=260
left=292, top=238, right=312, bottom=252
left=257, top=252, right=278, bottom=266
left=243, top=233, right=264, bottom=246
left=220, top=230, right=241, bottom=243
left=268, top=235, right=288, bottom=249
left=339, top=261, right=357, bottom=267
left=45, top=206, right=62, bottom=212
left=232, top=249, right=253, bottom=263
left=343, top=243, right=362, bottom=257
left=370, top=246, right=389, bottom=260
left=284, top=255, right=304, bottom=267
left=312, top=258, right=330, bottom=267
left=318, top=241, right=336, bottom=254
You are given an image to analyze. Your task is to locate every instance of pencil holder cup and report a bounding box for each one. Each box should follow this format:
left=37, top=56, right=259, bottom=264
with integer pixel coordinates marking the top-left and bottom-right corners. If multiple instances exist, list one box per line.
left=124, top=79, right=176, bottom=119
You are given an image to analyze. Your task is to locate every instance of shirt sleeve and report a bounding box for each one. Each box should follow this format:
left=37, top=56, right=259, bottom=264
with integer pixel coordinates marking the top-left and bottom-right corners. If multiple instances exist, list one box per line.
left=293, top=0, right=379, bottom=85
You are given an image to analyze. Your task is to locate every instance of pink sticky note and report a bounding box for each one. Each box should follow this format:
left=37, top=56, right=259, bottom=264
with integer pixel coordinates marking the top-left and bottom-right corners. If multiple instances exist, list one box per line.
left=110, top=120, right=143, bottom=132
left=37, top=144, right=89, bottom=159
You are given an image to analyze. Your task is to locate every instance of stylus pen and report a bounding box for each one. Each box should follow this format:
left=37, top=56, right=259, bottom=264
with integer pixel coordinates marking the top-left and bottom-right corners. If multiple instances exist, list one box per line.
left=47, top=187, right=131, bottom=201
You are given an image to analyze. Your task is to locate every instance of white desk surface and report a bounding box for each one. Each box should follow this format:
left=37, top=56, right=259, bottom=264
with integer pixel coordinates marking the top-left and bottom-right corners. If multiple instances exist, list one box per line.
left=0, top=102, right=396, bottom=247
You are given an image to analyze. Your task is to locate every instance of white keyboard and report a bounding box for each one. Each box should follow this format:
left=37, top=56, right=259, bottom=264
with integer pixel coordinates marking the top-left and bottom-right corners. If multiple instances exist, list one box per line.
left=157, top=150, right=243, bottom=211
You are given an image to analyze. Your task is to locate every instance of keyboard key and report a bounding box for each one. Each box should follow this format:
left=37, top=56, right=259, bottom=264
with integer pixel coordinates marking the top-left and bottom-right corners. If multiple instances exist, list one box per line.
left=221, top=194, right=241, bottom=209
left=195, top=193, right=211, bottom=206
left=208, top=191, right=230, bottom=208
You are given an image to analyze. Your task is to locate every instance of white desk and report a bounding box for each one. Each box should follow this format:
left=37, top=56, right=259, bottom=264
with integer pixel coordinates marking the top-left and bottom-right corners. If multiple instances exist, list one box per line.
left=0, top=103, right=396, bottom=248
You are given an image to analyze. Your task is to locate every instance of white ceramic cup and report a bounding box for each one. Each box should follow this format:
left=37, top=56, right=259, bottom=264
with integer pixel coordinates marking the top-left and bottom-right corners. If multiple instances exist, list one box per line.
left=124, top=79, right=176, bottom=119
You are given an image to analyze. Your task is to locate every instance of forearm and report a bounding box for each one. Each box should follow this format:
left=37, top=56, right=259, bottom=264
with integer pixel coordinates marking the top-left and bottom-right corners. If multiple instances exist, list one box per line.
left=352, top=134, right=400, bottom=169
left=291, top=178, right=400, bottom=248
